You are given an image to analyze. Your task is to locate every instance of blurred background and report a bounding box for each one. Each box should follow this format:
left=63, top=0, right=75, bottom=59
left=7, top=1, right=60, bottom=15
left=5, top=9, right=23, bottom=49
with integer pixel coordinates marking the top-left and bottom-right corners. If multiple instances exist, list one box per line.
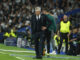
left=0, top=0, right=80, bottom=51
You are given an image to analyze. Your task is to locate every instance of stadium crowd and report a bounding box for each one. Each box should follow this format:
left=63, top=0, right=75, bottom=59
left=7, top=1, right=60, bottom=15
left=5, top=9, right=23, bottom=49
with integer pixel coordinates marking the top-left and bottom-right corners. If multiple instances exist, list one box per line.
left=0, top=0, right=80, bottom=57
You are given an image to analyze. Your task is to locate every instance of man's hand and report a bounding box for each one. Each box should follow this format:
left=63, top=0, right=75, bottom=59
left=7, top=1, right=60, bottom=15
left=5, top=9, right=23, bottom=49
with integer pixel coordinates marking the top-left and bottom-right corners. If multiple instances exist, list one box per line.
left=67, top=30, right=71, bottom=37
left=69, top=38, right=77, bottom=42
left=67, top=33, right=70, bottom=37
left=42, top=26, right=47, bottom=31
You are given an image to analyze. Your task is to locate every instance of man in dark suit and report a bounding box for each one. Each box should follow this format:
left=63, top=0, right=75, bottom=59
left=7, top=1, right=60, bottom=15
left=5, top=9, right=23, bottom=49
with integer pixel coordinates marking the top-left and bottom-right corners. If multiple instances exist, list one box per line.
left=31, top=7, right=51, bottom=59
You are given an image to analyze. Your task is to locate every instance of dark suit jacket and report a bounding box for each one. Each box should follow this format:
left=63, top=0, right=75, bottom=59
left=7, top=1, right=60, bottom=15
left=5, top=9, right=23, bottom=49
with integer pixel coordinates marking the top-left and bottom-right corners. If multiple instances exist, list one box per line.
left=31, top=14, right=51, bottom=34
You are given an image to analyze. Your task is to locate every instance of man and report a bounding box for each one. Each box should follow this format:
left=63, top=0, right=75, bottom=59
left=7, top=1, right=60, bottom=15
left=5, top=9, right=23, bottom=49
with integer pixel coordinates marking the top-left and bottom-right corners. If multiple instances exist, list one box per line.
left=58, top=15, right=71, bottom=54
left=42, top=8, right=56, bottom=56
left=68, top=27, right=79, bottom=56
left=31, top=7, right=51, bottom=59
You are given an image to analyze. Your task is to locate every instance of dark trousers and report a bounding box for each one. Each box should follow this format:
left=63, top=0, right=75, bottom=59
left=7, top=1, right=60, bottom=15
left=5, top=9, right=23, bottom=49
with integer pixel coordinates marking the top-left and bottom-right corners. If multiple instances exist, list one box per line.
left=68, top=42, right=78, bottom=56
left=34, top=32, right=45, bottom=57
left=45, top=30, right=51, bottom=53
left=58, top=33, right=68, bottom=54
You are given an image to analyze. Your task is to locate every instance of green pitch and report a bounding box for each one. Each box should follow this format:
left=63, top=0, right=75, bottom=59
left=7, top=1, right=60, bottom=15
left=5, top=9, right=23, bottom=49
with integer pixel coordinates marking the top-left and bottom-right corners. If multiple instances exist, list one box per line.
left=0, top=44, right=80, bottom=60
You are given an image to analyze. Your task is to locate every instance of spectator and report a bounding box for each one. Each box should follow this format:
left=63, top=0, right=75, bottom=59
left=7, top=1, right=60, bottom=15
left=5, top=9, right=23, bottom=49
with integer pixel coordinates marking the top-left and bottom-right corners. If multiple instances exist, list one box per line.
left=68, top=27, right=80, bottom=56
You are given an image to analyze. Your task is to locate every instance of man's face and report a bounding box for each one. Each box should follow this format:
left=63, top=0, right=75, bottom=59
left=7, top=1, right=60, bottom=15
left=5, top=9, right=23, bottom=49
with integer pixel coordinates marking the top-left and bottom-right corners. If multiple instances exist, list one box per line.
left=73, top=28, right=78, bottom=33
left=35, top=11, right=40, bottom=15
left=63, top=15, right=68, bottom=21
left=42, top=10, right=46, bottom=14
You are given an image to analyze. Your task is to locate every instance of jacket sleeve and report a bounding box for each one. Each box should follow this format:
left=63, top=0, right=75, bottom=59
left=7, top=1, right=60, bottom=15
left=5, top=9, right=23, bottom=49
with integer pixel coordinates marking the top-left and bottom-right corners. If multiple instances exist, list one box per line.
left=46, top=16, right=52, bottom=28
left=52, top=17, right=57, bottom=33
left=30, top=15, right=34, bottom=34
left=43, top=15, right=52, bottom=28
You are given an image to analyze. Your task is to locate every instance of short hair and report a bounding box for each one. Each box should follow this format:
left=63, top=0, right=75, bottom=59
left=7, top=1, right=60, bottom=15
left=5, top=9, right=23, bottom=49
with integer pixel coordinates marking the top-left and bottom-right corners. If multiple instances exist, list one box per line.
left=72, top=26, right=78, bottom=29
left=49, top=10, right=54, bottom=14
left=35, top=7, right=41, bottom=11
left=42, top=7, right=50, bottom=12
